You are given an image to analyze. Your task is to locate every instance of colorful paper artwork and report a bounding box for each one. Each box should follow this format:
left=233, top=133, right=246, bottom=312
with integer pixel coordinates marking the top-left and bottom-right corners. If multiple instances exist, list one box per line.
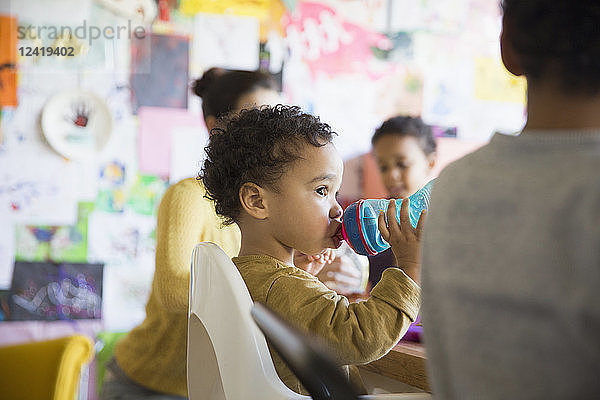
left=180, top=0, right=272, bottom=19
left=127, top=174, right=168, bottom=216
left=284, top=2, right=392, bottom=79
left=131, top=33, right=189, bottom=113
left=375, top=67, right=424, bottom=119
left=87, top=210, right=156, bottom=267
left=8, top=261, right=103, bottom=320
left=170, top=127, right=208, bottom=183
left=0, top=223, right=15, bottom=290
left=192, top=13, right=259, bottom=73
left=96, top=161, right=167, bottom=215
left=96, top=161, right=127, bottom=213
left=0, top=15, right=18, bottom=107
left=15, top=202, right=93, bottom=263
left=101, top=265, right=153, bottom=330
left=474, top=56, right=526, bottom=104
left=41, top=90, right=114, bottom=161
left=0, top=152, right=79, bottom=225
left=384, top=0, right=468, bottom=33
left=422, top=72, right=469, bottom=130
left=0, top=289, right=9, bottom=320
left=138, top=106, right=204, bottom=179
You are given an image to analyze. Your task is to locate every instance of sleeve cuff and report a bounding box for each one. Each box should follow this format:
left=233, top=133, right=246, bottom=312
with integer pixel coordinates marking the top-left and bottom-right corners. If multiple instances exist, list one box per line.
left=370, top=267, right=421, bottom=322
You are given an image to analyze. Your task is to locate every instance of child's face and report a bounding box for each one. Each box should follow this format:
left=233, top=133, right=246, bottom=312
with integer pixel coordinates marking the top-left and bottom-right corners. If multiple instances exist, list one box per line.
left=265, top=141, right=344, bottom=256
left=373, top=134, right=435, bottom=198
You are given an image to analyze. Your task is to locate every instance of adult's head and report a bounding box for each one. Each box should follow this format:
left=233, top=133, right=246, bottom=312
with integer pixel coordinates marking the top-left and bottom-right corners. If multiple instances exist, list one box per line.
left=191, top=68, right=281, bottom=131
left=500, top=0, right=600, bottom=96
left=371, top=116, right=436, bottom=199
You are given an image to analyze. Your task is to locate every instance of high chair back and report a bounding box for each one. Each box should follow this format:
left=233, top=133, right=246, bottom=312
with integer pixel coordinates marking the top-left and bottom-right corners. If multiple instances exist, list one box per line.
left=187, top=242, right=307, bottom=400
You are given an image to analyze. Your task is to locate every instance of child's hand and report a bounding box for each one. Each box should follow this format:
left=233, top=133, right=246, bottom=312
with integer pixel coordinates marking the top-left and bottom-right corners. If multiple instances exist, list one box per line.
left=294, top=248, right=335, bottom=276
left=316, top=254, right=363, bottom=295
left=377, top=198, right=426, bottom=285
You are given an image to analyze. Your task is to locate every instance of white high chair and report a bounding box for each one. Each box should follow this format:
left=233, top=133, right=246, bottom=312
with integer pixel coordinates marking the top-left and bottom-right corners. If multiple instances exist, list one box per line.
left=187, top=242, right=432, bottom=400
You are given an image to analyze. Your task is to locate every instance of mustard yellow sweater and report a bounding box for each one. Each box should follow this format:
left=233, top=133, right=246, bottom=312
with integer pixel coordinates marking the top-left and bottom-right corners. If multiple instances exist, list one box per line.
left=233, top=255, right=421, bottom=394
left=114, top=178, right=241, bottom=396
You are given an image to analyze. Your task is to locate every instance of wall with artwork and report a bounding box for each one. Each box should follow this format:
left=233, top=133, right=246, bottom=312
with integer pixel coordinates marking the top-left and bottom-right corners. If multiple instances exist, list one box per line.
left=0, top=0, right=525, bottom=330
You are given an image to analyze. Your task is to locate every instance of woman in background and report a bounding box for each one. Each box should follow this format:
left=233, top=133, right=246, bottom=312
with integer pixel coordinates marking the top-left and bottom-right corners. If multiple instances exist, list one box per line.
left=102, top=68, right=281, bottom=400
left=368, top=116, right=437, bottom=289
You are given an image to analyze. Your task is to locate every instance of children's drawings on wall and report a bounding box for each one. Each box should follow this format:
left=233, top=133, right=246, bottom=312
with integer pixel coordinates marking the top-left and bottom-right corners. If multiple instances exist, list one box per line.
left=96, top=161, right=167, bottom=215
left=138, top=106, right=204, bottom=179
left=170, top=127, right=208, bottom=184
left=16, top=18, right=107, bottom=72
left=0, top=90, right=47, bottom=148
left=16, top=227, right=61, bottom=261
left=0, top=0, right=530, bottom=328
left=9, top=261, right=103, bottom=320
left=0, top=15, right=18, bottom=107
left=180, top=0, right=272, bottom=19
left=87, top=210, right=156, bottom=268
left=0, top=223, right=15, bottom=289
left=385, top=0, right=468, bottom=34
left=15, top=202, right=93, bottom=264
left=192, top=13, right=259, bottom=73
left=96, top=0, right=157, bottom=25
left=41, top=90, right=114, bottom=161
left=131, top=33, right=189, bottom=113
left=374, top=66, right=424, bottom=119
left=0, top=152, right=79, bottom=225
left=102, top=264, right=153, bottom=330
left=128, top=174, right=168, bottom=216
left=311, top=73, right=381, bottom=160
left=284, top=1, right=392, bottom=79
left=474, top=56, right=526, bottom=104
left=96, top=161, right=127, bottom=213
left=422, top=78, right=466, bottom=129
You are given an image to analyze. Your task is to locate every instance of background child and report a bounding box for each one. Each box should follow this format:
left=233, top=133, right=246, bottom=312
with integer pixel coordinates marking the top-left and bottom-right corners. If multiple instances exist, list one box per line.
left=369, top=116, right=437, bottom=288
left=421, top=1, right=600, bottom=398
left=201, top=105, right=425, bottom=394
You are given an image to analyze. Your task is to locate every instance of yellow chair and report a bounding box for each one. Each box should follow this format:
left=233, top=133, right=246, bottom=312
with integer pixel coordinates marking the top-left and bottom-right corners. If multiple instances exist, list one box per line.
left=0, top=334, right=94, bottom=400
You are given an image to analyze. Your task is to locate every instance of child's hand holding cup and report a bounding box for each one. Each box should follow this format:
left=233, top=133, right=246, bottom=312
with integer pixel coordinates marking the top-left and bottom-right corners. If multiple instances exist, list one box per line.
left=377, top=198, right=426, bottom=285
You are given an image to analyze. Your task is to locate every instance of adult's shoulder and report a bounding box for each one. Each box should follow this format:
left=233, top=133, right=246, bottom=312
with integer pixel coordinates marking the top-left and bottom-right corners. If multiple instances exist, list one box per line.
left=432, top=141, right=493, bottom=196
left=159, top=177, right=211, bottom=213
left=168, top=177, right=205, bottom=195
left=437, top=139, right=498, bottom=180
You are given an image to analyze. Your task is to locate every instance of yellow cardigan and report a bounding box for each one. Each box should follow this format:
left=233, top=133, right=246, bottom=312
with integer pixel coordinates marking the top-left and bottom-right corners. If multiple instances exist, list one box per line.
left=114, top=178, right=241, bottom=397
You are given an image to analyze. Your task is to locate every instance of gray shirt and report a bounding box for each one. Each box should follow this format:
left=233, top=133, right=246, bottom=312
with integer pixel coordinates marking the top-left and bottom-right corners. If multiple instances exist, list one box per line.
left=422, top=130, right=600, bottom=400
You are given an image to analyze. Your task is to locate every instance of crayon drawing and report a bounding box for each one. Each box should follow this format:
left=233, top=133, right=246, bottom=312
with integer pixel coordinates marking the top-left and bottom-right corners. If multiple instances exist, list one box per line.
left=9, top=261, right=103, bottom=320
left=131, top=33, right=189, bottom=113
left=15, top=202, right=93, bottom=263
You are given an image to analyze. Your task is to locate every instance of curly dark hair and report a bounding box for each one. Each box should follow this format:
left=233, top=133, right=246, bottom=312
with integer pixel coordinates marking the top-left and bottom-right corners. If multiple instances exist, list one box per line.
left=501, top=0, right=600, bottom=95
left=199, top=105, right=337, bottom=225
left=371, top=116, right=436, bottom=156
left=191, top=68, right=279, bottom=119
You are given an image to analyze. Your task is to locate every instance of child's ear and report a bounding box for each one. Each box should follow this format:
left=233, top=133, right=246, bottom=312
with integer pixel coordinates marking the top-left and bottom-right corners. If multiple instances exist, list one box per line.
left=239, top=182, right=269, bottom=220
left=500, top=17, right=525, bottom=77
